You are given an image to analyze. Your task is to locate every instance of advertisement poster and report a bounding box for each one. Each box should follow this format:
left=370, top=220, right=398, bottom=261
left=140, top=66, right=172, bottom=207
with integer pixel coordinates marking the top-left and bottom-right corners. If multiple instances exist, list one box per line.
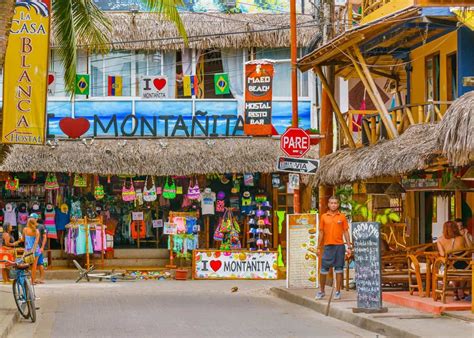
left=193, top=250, right=278, bottom=280
left=132, top=211, right=144, bottom=221
left=163, top=222, right=177, bottom=235
left=244, top=61, right=274, bottom=136
left=287, top=213, right=318, bottom=288
left=2, top=0, right=51, bottom=145
left=141, top=76, right=168, bottom=99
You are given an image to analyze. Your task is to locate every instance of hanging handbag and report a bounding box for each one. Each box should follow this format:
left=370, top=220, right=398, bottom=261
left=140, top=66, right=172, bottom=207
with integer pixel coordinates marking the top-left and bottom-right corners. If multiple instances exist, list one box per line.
left=143, top=176, right=157, bottom=202
left=213, top=221, right=224, bottom=242
left=162, top=177, right=176, bottom=200
left=45, top=173, right=59, bottom=190
left=73, top=174, right=87, bottom=188
left=187, top=177, right=201, bottom=200
left=5, top=177, right=19, bottom=191
left=94, top=184, right=105, bottom=200
left=122, top=178, right=136, bottom=202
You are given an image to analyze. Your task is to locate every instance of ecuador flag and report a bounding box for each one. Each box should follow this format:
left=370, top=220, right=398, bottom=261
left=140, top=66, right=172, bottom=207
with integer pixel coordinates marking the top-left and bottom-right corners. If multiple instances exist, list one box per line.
left=183, top=75, right=198, bottom=97
left=108, top=75, right=123, bottom=96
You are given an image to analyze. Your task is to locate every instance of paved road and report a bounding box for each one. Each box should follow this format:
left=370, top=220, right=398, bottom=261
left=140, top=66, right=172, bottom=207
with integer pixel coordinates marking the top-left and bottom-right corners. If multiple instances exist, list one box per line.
left=6, top=280, right=379, bottom=338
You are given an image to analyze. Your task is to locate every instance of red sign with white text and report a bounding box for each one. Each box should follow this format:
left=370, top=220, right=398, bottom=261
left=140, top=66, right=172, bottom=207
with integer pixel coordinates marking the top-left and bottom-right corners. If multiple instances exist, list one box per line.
left=280, top=128, right=310, bottom=158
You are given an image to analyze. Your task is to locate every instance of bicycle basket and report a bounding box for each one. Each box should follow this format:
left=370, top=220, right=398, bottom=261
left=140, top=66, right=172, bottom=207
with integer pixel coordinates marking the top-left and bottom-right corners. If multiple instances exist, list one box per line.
left=22, top=252, right=35, bottom=265
left=9, top=268, right=18, bottom=279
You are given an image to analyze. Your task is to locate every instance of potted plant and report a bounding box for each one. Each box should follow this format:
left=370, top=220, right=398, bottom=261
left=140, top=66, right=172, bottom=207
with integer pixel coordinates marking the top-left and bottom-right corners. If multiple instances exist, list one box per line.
left=305, top=128, right=320, bottom=145
left=175, top=250, right=191, bottom=280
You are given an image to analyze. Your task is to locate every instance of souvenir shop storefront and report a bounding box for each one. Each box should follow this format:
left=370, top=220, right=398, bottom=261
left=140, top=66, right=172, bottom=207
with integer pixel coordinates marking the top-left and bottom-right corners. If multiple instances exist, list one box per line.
left=0, top=138, right=318, bottom=273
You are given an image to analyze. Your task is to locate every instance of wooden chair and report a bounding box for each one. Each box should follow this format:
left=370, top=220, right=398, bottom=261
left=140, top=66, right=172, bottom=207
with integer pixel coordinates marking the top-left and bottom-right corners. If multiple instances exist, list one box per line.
left=432, top=248, right=473, bottom=303
left=406, top=243, right=438, bottom=297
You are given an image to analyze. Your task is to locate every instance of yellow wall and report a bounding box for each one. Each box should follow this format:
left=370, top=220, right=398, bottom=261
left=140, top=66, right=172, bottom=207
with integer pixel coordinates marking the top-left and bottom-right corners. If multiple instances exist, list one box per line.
left=410, top=31, right=457, bottom=114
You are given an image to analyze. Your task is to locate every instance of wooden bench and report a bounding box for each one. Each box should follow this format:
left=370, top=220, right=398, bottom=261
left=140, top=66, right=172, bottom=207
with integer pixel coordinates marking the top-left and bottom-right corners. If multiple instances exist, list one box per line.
left=432, top=248, right=473, bottom=303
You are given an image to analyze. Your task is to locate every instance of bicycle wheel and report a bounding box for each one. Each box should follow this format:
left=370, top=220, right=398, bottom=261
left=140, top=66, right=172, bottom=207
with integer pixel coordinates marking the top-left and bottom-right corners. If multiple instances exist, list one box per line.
left=12, top=278, right=30, bottom=319
left=24, top=278, right=36, bottom=323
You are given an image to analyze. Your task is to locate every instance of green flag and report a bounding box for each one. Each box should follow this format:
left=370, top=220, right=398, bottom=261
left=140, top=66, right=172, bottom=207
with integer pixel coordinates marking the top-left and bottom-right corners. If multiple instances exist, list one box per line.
left=214, top=73, right=230, bottom=95
left=75, top=74, right=90, bottom=95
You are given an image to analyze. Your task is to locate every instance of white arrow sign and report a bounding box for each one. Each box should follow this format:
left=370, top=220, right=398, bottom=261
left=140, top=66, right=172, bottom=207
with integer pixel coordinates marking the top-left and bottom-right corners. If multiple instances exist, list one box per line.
left=276, top=157, right=320, bottom=174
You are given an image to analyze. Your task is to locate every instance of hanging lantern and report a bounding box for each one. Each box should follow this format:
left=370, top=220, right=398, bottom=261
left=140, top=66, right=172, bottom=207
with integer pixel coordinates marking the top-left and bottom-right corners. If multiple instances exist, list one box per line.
left=107, top=175, right=111, bottom=184
left=32, top=172, right=36, bottom=181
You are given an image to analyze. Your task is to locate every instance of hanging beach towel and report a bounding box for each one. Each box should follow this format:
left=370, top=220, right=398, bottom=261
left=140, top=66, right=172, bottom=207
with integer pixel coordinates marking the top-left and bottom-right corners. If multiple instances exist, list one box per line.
left=143, top=176, right=157, bottom=202
left=122, top=178, right=136, bottom=202
left=45, top=173, right=59, bottom=190
left=73, top=174, right=87, bottom=188
left=5, top=177, right=19, bottom=191
left=163, top=177, right=176, bottom=200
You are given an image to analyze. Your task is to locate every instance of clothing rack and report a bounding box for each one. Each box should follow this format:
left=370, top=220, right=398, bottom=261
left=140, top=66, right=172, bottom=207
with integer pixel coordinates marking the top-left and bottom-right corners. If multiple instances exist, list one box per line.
left=66, top=216, right=106, bottom=269
left=167, top=211, right=197, bottom=268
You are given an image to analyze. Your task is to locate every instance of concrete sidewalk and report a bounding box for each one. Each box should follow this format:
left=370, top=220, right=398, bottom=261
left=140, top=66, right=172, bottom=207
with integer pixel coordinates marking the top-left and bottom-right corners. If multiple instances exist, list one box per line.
left=0, top=284, right=18, bottom=338
left=271, top=287, right=474, bottom=338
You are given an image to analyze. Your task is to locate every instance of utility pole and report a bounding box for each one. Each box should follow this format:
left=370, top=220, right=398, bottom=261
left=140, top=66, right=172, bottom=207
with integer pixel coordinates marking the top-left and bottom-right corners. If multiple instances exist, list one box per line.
left=290, top=0, right=300, bottom=213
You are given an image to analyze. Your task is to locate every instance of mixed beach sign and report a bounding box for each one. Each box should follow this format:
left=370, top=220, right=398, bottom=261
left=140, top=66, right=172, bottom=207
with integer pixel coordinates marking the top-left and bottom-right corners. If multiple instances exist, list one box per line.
left=193, top=250, right=278, bottom=280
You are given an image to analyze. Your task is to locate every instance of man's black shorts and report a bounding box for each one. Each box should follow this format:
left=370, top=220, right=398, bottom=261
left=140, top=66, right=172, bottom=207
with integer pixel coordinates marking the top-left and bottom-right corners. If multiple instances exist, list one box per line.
left=321, top=244, right=345, bottom=274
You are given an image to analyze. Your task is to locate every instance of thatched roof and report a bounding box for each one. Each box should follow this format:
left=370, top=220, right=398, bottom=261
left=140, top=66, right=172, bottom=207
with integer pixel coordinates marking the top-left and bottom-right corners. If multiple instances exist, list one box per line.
left=438, top=91, right=474, bottom=167
left=311, top=124, right=440, bottom=186
left=51, top=13, right=319, bottom=50
left=0, top=138, right=318, bottom=176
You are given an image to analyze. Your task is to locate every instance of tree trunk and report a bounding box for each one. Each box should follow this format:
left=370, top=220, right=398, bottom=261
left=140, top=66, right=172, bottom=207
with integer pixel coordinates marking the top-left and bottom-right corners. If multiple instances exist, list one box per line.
left=0, top=0, right=16, bottom=68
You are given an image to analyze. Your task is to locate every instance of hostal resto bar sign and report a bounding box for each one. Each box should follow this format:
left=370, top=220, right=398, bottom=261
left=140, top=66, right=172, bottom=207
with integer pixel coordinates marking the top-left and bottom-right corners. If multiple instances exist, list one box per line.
left=2, top=0, right=51, bottom=145
left=244, top=61, right=274, bottom=136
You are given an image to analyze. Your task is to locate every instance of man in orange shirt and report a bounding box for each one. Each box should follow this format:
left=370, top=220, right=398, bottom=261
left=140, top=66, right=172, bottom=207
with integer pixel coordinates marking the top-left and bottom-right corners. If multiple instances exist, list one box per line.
left=316, top=196, right=352, bottom=300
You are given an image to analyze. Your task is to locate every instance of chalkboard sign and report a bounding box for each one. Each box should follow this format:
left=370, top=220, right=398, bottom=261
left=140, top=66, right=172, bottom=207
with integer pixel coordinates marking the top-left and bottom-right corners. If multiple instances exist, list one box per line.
left=352, top=222, right=387, bottom=313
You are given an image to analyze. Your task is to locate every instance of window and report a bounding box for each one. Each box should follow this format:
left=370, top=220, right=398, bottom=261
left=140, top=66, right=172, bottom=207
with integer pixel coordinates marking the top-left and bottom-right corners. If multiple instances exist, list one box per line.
left=136, top=52, right=163, bottom=96
left=49, top=50, right=66, bottom=97
left=425, top=54, right=440, bottom=101
left=447, top=53, right=458, bottom=101
left=255, top=48, right=309, bottom=97
left=91, top=52, right=132, bottom=96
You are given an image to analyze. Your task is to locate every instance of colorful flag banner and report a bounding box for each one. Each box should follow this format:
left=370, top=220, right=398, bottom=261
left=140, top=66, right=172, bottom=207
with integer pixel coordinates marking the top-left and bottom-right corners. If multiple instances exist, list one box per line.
left=183, top=75, right=198, bottom=97
left=214, top=73, right=230, bottom=95
left=108, top=75, right=123, bottom=96
left=75, top=74, right=90, bottom=96
left=2, top=0, right=51, bottom=145
left=141, top=76, right=168, bottom=99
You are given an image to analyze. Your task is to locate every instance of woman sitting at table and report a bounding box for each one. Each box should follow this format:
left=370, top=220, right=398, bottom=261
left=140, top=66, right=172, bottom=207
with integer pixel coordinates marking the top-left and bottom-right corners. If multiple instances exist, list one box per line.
left=436, top=221, right=468, bottom=300
left=0, top=223, right=20, bottom=283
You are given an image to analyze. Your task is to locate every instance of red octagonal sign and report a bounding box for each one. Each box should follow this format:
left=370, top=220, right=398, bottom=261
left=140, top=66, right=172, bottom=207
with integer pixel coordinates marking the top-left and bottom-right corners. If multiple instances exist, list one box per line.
left=280, top=127, right=311, bottom=158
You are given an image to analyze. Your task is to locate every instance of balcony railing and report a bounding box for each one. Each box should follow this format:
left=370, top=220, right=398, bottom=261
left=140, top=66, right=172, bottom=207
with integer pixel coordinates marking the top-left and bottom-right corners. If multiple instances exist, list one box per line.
left=338, top=101, right=452, bottom=148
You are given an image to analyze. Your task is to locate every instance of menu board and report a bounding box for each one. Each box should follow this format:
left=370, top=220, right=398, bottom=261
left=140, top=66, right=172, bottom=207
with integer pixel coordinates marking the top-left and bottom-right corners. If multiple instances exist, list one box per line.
left=352, top=222, right=384, bottom=312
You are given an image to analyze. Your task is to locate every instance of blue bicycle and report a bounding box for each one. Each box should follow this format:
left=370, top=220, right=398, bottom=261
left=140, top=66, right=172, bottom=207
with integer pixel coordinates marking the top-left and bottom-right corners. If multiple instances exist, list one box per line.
left=1, top=254, right=36, bottom=323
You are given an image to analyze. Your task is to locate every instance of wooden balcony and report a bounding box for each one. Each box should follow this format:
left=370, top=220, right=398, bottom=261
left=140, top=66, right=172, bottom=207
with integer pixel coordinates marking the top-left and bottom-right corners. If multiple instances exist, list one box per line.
left=338, top=101, right=452, bottom=148
left=360, top=0, right=470, bottom=25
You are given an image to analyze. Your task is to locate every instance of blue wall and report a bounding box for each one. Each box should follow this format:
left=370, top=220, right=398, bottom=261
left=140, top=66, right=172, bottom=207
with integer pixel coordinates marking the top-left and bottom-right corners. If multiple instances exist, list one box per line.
left=457, top=27, right=474, bottom=97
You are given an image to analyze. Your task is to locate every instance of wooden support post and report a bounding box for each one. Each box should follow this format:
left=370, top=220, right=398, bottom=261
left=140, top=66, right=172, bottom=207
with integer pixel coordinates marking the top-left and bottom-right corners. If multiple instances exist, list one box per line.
left=370, top=116, right=376, bottom=143
left=362, top=120, right=372, bottom=144
left=204, top=216, right=210, bottom=249
left=418, top=105, right=424, bottom=123
left=314, top=66, right=356, bottom=148
left=405, top=107, right=415, bottom=125
left=351, top=47, right=399, bottom=139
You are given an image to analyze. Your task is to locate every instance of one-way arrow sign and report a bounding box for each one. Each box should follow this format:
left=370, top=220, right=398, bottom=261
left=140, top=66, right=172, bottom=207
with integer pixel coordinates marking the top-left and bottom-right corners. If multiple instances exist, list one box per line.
left=276, top=156, right=320, bottom=174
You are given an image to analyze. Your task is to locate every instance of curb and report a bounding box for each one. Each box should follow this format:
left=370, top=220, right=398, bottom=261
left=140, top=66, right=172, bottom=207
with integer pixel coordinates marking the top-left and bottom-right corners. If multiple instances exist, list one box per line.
left=270, top=287, right=419, bottom=338
left=0, top=311, right=18, bottom=338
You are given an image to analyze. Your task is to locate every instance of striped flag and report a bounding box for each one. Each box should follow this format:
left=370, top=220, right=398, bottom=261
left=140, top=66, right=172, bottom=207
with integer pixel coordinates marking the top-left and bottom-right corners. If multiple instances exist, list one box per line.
left=183, top=75, right=198, bottom=97
left=108, top=75, right=123, bottom=96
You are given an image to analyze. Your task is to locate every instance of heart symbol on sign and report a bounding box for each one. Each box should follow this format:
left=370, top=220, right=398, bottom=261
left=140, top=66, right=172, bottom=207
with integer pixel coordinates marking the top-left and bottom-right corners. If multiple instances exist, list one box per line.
left=153, top=78, right=167, bottom=91
left=59, top=117, right=90, bottom=139
left=210, top=260, right=222, bottom=272
left=48, top=74, right=54, bottom=85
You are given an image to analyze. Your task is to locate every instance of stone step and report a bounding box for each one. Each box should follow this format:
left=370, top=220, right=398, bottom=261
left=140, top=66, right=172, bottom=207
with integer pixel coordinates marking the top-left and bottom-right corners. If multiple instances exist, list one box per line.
left=49, top=258, right=170, bottom=269
left=45, top=267, right=192, bottom=280
left=48, top=249, right=169, bottom=259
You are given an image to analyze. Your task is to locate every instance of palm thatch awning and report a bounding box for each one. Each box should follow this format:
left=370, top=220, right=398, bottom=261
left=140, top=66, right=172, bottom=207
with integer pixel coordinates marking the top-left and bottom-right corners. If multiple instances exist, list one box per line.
left=438, top=91, right=474, bottom=167
left=0, top=138, right=318, bottom=176
left=311, top=124, right=440, bottom=186
left=51, top=13, right=319, bottom=51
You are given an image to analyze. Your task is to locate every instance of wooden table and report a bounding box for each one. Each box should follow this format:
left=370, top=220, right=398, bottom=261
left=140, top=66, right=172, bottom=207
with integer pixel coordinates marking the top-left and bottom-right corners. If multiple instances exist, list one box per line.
left=422, top=251, right=440, bottom=298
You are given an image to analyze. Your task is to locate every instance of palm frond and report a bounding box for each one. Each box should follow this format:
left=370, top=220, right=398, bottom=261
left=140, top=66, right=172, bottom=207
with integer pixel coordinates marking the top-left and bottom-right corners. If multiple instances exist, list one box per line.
left=142, top=0, right=188, bottom=45
left=53, top=0, right=111, bottom=95
left=52, top=0, right=76, bottom=94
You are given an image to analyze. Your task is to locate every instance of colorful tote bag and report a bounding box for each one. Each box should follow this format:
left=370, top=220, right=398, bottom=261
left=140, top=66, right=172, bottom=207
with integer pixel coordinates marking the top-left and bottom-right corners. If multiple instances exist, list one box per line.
left=122, top=178, right=136, bottom=202
left=94, top=185, right=105, bottom=200
left=73, top=174, right=87, bottom=188
left=45, top=173, right=59, bottom=190
left=5, top=177, right=19, bottom=191
left=162, top=177, right=176, bottom=200
left=143, top=176, right=157, bottom=202
left=187, top=177, right=201, bottom=200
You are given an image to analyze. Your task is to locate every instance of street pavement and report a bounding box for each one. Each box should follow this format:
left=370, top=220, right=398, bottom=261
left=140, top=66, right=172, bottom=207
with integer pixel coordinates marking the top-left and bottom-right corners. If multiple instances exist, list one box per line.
left=4, top=280, right=379, bottom=338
